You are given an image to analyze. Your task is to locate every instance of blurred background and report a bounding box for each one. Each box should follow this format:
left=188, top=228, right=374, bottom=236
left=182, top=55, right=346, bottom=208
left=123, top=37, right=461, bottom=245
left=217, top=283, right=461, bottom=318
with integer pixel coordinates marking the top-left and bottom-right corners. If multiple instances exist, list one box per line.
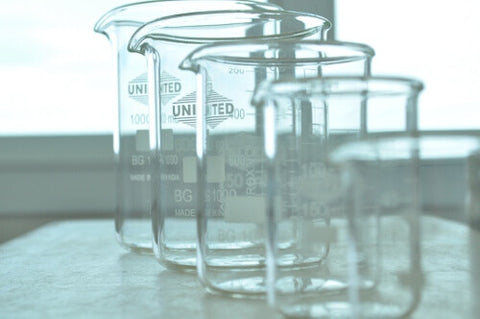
left=1, top=0, right=479, bottom=242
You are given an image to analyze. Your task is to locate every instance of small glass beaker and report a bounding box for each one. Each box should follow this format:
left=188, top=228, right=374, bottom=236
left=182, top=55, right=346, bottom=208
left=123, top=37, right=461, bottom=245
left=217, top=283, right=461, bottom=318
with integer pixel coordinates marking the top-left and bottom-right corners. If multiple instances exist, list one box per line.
left=330, top=133, right=480, bottom=318
left=127, top=10, right=331, bottom=268
left=252, top=76, right=424, bottom=317
left=94, top=0, right=281, bottom=253
left=179, top=41, right=374, bottom=296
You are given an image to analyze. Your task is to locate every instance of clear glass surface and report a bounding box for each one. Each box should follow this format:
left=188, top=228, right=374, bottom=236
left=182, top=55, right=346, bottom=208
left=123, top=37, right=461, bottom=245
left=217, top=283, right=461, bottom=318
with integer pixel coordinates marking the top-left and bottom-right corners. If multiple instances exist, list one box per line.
left=180, top=41, right=373, bottom=295
left=254, top=76, right=424, bottom=317
left=330, top=133, right=480, bottom=318
left=128, top=9, right=330, bottom=269
left=93, top=0, right=281, bottom=253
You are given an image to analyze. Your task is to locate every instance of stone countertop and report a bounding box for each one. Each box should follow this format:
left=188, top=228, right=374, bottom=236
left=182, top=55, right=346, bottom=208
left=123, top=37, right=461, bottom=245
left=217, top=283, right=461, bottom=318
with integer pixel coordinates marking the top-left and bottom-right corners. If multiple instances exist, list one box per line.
left=0, top=217, right=479, bottom=318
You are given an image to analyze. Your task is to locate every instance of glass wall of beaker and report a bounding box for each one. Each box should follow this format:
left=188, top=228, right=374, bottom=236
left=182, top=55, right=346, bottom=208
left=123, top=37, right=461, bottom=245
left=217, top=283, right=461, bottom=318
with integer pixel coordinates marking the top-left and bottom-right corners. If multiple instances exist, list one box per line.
left=180, top=41, right=373, bottom=295
left=253, top=76, right=423, bottom=317
left=94, top=0, right=282, bottom=253
left=128, top=9, right=330, bottom=266
left=331, top=133, right=479, bottom=318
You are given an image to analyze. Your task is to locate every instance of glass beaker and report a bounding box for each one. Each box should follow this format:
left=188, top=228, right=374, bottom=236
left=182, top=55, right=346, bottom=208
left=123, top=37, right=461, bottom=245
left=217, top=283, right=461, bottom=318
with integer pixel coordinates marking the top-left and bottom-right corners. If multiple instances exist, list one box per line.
left=330, top=133, right=480, bottom=318
left=94, top=0, right=282, bottom=253
left=179, top=41, right=373, bottom=296
left=252, top=76, right=424, bottom=317
left=127, top=10, right=331, bottom=269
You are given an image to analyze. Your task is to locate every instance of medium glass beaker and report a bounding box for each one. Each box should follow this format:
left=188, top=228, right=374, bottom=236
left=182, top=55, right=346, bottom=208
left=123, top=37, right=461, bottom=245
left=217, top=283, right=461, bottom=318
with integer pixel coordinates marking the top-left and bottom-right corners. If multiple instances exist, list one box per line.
left=252, top=76, right=424, bottom=317
left=127, top=10, right=330, bottom=269
left=94, top=0, right=281, bottom=253
left=331, top=133, right=480, bottom=318
left=179, top=41, right=374, bottom=296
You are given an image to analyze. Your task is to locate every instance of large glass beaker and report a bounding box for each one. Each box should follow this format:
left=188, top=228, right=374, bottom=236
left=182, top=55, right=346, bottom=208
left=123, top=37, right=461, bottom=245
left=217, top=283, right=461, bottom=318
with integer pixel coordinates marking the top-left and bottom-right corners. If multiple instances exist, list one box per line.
left=94, top=0, right=281, bottom=253
left=127, top=10, right=330, bottom=267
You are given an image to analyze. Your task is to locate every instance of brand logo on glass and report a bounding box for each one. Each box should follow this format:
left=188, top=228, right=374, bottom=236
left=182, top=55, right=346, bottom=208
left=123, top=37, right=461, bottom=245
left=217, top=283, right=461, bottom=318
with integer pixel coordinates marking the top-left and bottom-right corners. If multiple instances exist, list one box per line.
left=172, top=89, right=235, bottom=129
left=128, top=72, right=182, bottom=106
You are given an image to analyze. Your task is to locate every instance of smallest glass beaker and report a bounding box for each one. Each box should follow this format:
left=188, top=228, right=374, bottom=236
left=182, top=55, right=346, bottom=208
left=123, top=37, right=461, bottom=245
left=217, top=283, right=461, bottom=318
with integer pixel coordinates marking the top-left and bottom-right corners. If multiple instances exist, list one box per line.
left=330, top=133, right=480, bottom=318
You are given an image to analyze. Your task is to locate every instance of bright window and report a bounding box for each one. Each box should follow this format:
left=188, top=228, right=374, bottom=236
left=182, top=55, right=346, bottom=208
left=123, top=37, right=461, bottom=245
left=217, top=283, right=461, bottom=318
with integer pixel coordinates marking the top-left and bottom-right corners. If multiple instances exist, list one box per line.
left=335, top=0, right=480, bottom=130
left=0, top=1, right=478, bottom=216
left=0, top=0, right=134, bottom=136
left=1, top=1, right=479, bottom=136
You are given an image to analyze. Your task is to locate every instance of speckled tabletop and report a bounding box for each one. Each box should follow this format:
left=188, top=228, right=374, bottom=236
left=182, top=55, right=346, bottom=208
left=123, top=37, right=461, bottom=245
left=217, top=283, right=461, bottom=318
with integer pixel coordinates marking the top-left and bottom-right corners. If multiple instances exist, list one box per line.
left=0, top=217, right=479, bottom=318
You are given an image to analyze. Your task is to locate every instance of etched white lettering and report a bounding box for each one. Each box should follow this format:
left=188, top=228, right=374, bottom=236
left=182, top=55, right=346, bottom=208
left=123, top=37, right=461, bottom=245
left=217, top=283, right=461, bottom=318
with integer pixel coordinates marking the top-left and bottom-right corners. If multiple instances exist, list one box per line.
left=175, top=208, right=196, bottom=217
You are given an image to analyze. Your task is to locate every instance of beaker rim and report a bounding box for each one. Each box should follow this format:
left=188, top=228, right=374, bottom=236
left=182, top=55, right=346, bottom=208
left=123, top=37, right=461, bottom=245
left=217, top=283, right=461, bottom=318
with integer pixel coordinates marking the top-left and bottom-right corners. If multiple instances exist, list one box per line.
left=128, top=9, right=331, bottom=52
left=94, top=0, right=282, bottom=35
left=179, top=40, right=375, bottom=71
left=252, top=75, right=424, bottom=105
left=329, top=131, right=480, bottom=162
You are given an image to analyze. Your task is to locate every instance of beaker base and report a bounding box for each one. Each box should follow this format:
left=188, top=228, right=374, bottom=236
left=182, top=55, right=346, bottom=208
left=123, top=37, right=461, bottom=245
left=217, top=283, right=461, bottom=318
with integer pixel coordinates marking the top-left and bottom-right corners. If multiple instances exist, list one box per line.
left=276, top=282, right=415, bottom=319
left=160, top=259, right=197, bottom=272
left=116, top=238, right=153, bottom=255
left=125, top=245, right=153, bottom=255
left=202, top=275, right=267, bottom=299
left=278, top=301, right=353, bottom=319
left=157, top=247, right=197, bottom=272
